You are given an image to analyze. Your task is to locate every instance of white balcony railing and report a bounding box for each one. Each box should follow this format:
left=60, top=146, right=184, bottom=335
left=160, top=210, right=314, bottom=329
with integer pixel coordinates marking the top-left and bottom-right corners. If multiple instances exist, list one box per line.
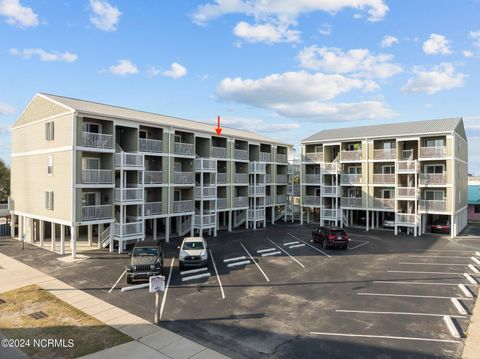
left=234, top=173, right=249, bottom=184
left=304, top=152, right=323, bottom=163
left=277, top=194, right=287, bottom=204
left=419, top=173, right=447, bottom=186
left=173, top=172, right=194, bottom=185
left=82, top=169, right=113, bottom=184
left=341, top=150, right=362, bottom=162
left=396, top=213, right=417, bottom=224
left=277, top=174, right=288, bottom=184
left=322, top=185, right=340, bottom=196
left=249, top=162, right=266, bottom=173
left=82, top=132, right=113, bottom=149
left=139, top=138, right=163, bottom=153
left=217, top=198, right=227, bottom=209
left=260, top=152, right=271, bottom=162
left=304, top=196, right=321, bottom=206
left=249, top=185, right=266, bottom=196
left=340, top=197, right=362, bottom=208
left=115, top=221, right=143, bottom=236
left=234, top=149, right=248, bottom=160
left=195, top=186, right=217, bottom=199
left=322, top=208, right=341, bottom=220
left=81, top=205, right=112, bottom=221
left=396, top=187, right=417, bottom=199
left=248, top=208, right=265, bottom=218
left=304, top=174, right=321, bottom=183
left=194, top=158, right=217, bottom=172
left=321, top=162, right=340, bottom=174
left=372, top=198, right=395, bottom=210
left=396, top=160, right=418, bottom=173
left=211, top=146, right=228, bottom=158
left=372, top=174, right=395, bottom=185
left=174, top=142, right=194, bottom=156
left=144, top=202, right=162, bottom=216
left=234, top=197, right=248, bottom=208
left=276, top=153, right=287, bottom=163
left=373, top=148, right=396, bottom=160
left=217, top=173, right=228, bottom=184
left=420, top=146, right=447, bottom=158
left=419, top=200, right=447, bottom=212
left=173, top=200, right=194, bottom=213
left=265, top=174, right=272, bottom=183
left=195, top=213, right=216, bottom=227
left=144, top=171, right=163, bottom=184
left=115, top=188, right=143, bottom=202
left=0, top=203, right=8, bottom=210
left=265, top=195, right=272, bottom=205
left=114, top=153, right=144, bottom=168
left=340, top=174, right=362, bottom=185
left=287, top=186, right=300, bottom=196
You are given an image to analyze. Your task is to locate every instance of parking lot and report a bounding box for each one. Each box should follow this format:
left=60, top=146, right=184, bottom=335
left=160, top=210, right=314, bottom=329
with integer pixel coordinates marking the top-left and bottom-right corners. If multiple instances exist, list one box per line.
left=1, top=223, right=479, bottom=358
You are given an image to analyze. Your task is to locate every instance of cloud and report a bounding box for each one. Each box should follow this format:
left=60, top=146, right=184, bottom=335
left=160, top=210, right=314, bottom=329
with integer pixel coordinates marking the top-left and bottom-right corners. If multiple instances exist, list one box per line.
left=220, top=116, right=300, bottom=133
left=10, top=48, right=78, bottom=62
left=162, top=62, right=187, bottom=79
left=108, top=59, right=138, bottom=76
left=470, top=31, right=480, bottom=48
left=422, top=33, right=452, bottom=55
left=297, top=46, right=403, bottom=79
left=318, top=23, right=332, bottom=36
left=233, top=21, right=300, bottom=44
left=0, top=103, right=15, bottom=115
left=146, top=66, right=160, bottom=77
left=0, top=0, right=38, bottom=28
left=380, top=35, right=398, bottom=48
left=463, top=50, right=473, bottom=58
left=89, top=0, right=121, bottom=31
left=0, top=123, right=12, bottom=134
left=401, top=63, right=465, bottom=94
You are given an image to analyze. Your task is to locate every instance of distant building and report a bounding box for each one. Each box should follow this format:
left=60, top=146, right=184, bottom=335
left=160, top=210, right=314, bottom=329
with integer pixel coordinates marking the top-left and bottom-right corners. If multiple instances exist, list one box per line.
left=468, top=177, right=480, bottom=223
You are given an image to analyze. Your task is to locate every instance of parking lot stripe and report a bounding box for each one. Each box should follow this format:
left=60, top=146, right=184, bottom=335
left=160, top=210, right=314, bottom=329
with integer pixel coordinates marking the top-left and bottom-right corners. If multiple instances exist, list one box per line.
left=309, top=332, right=460, bottom=344
left=261, top=251, right=281, bottom=257
left=450, top=298, right=467, bottom=315
left=227, top=260, right=251, bottom=268
left=159, top=257, right=174, bottom=320
left=475, top=251, right=480, bottom=257
left=257, top=248, right=276, bottom=254
left=223, top=256, right=247, bottom=263
left=287, top=233, right=331, bottom=258
left=181, top=272, right=211, bottom=282
left=471, top=257, right=480, bottom=265
left=240, top=243, right=270, bottom=282
left=121, top=283, right=149, bottom=292
left=357, top=292, right=473, bottom=300
left=335, top=309, right=466, bottom=318
left=464, top=273, right=478, bottom=284
left=398, top=262, right=471, bottom=266
left=266, top=237, right=305, bottom=268
left=408, top=255, right=472, bottom=259
left=209, top=249, right=225, bottom=300
left=418, top=250, right=475, bottom=253
left=458, top=284, right=473, bottom=298
left=374, top=280, right=478, bottom=287
left=443, top=316, right=461, bottom=339
left=109, top=270, right=126, bottom=293
left=289, top=244, right=305, bottom=249
left=283, top=241, right=299, bottom=246
left=468, top=264, right=480, bottom=273
left=348, top=241, right=369, bottom=250
left=388, top=270, right=466, bottom=275
left=180, top=267, right=208, bottom=275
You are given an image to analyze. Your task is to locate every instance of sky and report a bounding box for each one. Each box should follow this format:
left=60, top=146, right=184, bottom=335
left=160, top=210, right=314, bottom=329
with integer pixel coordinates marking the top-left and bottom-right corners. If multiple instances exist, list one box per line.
left=0, top=0, right=479, bottom=173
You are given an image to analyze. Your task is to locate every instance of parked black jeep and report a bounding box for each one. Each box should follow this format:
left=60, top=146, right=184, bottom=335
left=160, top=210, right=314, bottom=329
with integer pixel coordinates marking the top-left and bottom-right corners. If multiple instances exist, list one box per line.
left=126, top=240, right=164, bottom=284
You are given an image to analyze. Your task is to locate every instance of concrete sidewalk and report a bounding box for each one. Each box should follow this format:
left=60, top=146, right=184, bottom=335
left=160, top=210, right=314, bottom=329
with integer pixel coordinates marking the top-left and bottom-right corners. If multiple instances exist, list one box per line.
left=462, top=288, right=480, bottom=359
left=0, top=253, right=229, bottom=359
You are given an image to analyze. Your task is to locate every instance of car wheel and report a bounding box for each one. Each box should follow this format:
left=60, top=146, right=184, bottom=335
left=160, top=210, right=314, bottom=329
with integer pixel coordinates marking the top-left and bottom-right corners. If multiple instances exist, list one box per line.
left=322, top=239, right=328, bottom=249
left=342, top=245, right=348, bottom=250
left=126, top=276, right=133, bottom=284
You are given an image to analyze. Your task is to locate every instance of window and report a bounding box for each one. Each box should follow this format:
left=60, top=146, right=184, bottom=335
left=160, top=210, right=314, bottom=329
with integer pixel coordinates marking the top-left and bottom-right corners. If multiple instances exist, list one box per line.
left=82, top=157, right=100, bottom=170
left=45, top=191, right=54, bottom=210
left=139, top=130, right=147, bottom=139
left=47, top=156, right=53, bottom=175
left=382, top=142, right=394, bottom=150
left=82, top=122, right=100, bottom=133
left=82, top=192, right=99, bottom=206
left=424, top=138, right=445, bottom=148
left=174, top=190, right=181, bottom=201
left=382, top=165, right=395, bottom=174
left=314, top=146, right=322, bottom=153
left=474, top=205, right=480, bottom=214
left=382, top=189, right=394, bottom=199
left=425, top=190, right=444, bottom=201
left=45, top=121, right=54, bottom=141
left=348, top=166, right=361, bottom=174
left=425, top=164, right=444, bottom=174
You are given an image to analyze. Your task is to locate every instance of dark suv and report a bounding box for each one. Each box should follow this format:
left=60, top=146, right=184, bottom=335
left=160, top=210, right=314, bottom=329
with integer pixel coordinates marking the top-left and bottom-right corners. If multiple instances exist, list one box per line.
left=312, top=226, right=349, bottom=249
left=126, top=241, right=164, bottom=284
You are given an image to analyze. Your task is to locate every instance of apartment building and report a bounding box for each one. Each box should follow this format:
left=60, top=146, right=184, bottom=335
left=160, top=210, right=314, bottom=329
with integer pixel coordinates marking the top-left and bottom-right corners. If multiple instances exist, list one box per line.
left=9, top=93, right=292, bottom=257
left=300, top=118, right=468, bottom=238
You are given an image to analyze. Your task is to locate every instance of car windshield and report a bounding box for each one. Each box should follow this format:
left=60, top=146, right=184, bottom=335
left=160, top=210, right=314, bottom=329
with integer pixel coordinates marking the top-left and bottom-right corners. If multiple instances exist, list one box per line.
left=331, top=230, right=346, bottom=236
left=183, top=241, right=205, bottom=250
left=133, top=247, right=158, bottom=256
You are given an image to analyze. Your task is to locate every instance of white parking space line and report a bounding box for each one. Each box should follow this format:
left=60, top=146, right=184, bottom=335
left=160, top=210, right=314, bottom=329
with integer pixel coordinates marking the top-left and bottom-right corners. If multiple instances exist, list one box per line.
left=458, top=284, right=473, bottom=298
left=227, top=260, right=251, bottom=268
left=335, top=309, right=466, bottom=318
left=309, top=332, right=460, bottom=344
left=289, top=244, right=305, bottom=249
left=209, top=249, right=225, bottom=299
left=409, top=255, right=472, bottom=259
left=374, top=280, right=478, bottom=287
left=287, top=233, right=331, bottom=258
left=181, top=272, right=211, bottom=282
left=476, top=251, right=480, bottom=256
left=450, top=298, right=467, bottom=315
left=468, top=264, right=480, bottom=273
left=267, top=237, right=305, bottom=268
left=349, top=241, right=369, bottom=250
left=443, top=316, right=461, bottom=339
left=159, top=257, right=174, bottom=321
left=224, top=256, right=246, bottom=263
left=357, top=292, right=473, bottom=300
left=388, top=270, right=466, bottom=275
left=109, top=270, right=126, bottom=293
left=180, top=267, right=208, bottom=275
left=262, top=251, right=281, bottom=257
left=472, top=257, right=480, bottom=265
left=283, top=241, right=299, bottom=246
left=240, top=243, right=270, bottom=282
left=398, top=262, right=470, bottom=266
left=418, top=250, right=475, bottom=253
left=257, top=248, right=276, bottom=254
left=121, top=283, right=149, bottom=292
left=464, top=273, right=478, bottom=284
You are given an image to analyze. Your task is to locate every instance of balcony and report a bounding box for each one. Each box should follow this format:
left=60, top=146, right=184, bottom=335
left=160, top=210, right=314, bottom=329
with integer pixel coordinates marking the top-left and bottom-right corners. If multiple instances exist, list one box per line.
left=265, top=174, right=272, bottom=183
left=194, top=158, right=217, bottom=172
left=211, top=146, right=228, bottom=159
left=396, top=213, right=417, bottom=225
left=234, top=173, right=249, bottom=184
left=249, top=185, right=266, bottom=196
left=321, top=162, right=340, bottom=174
left=304, top=174, right=321, bottom=184
left=396, top=160, right=418, bottom=173
left=233, top=197, right=248, bottom=208
left=396, top=187, right=417, bottom=199
left=195, top=213, right=216, bottom=227
left=340, top=197, right=362, bottom=208
left=276, top=153, right=287, bottom=163
left=260, top=152, right=271, bottom=162
left=419, top=200, right=447, bottom=212
left=419, top=173, right=447, bottom=186
left=322, top=208, right=341, bottom=220
left=114, top=153, right=144, bottom=168
left=81, top=205, right=112, bottom=221
left=82, top=169, right=113, bottom=184
left=287, top=186, right=300, bottom=196
left=139, top=138, right=163, bottom=153
left=115, top=221, right=143, bottom=236
left=419, top=146, right=447, bottom=159
left=195, top=186, right=217, bottom=199
left=115, top=188, right=143, bottom=202
left=322, top=185, right=340, bottom=197
left=144, top=171, right=163, bottom=185
left=174, top=142, right=194, bottom=156
left=144, top=202, right=162, bottom=216
left=234, top=149, right=248, bottom=161
left=277, top=174, right=288, bottom=184
left=217, top=173, right=228, bottom=184
left=340, top=174, right=362, bottom=185
left=304, top=152, right=323, bottom=163
left=173, top=172, right=194, bottom=185
left=173, top=200, right=194, bottom=213
left=277, top=194, right=287, bottom=204
left=82, top=132, right=113, bottom=149
left=372, top=198, right=395, bottom=210
left=304, top=196, right=321, bottom=206
left=373, top=148, right=396, bottom=160
left=249, top=162, right=266, bottom=173
left=248, top=208, right=265, bottom=219
left=265, top=195, right=272, bottom=205
left=341, top=150, right=362, bottom=162
left=217, top=198, right=227, bottom=209
left=372, top=174, right=395, bottom=185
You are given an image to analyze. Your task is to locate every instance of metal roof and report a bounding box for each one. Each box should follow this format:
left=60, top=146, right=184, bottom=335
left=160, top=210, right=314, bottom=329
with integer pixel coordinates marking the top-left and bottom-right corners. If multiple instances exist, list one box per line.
left=39, top=93, right=292, bottom=146
left=301, top=118, right=466, bottom=143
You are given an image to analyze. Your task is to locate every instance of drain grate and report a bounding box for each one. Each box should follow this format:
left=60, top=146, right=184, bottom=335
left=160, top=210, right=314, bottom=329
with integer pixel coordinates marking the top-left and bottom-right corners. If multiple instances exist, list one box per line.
left=29, top=311, right=49, bottom=320
left=0, top=298, right=5, bottom=304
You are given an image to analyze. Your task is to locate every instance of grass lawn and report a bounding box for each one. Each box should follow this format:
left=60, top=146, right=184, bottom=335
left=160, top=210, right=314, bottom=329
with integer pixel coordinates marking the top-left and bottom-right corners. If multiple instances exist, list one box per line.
left=0, top=285, right=132, bottom=358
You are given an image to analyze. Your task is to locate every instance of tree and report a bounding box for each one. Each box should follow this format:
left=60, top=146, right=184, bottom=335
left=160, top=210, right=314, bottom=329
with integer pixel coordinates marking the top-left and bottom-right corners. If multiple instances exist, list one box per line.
left=0, top=158, right=10, bottom=202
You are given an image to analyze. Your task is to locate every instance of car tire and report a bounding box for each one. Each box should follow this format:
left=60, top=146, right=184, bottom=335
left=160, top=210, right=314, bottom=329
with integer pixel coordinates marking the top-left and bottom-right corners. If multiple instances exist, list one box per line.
left=322, top=239, right=328, bottom=249
left=312, top=235, right=316, bottom=243
left=342, top=245, right=348, bottom=250
left=127, top=276, right=133, bottom=284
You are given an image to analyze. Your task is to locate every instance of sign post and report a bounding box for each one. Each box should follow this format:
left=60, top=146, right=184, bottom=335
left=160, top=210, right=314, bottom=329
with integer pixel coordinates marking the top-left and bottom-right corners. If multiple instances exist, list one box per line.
left=149, top=275, right=165, bottom=324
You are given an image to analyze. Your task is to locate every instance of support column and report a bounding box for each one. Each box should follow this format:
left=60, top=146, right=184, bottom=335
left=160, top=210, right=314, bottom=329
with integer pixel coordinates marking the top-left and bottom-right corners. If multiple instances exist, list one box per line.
left=422, top=214, right=427, bottom=234
left=39, top=220, right=44, bottom=247
left=10, top=214, right=15, bottom=239
left=165, top=217, right=170, bottom=243
left=376, top=211, right=379, bottom=229
left=451, top=214, right=455, bottom=239
left=60, top=224, right=65, bottom=255
left=414, top=224, right=417, bottom=237
left=88, top=224, right=93, bottom=246
left=228, top=211, right=232, bottom=232
left=272, top=208, right=275, bottom=224
left=214, top=222, right=217, bottom=237
left=18, top=215, right=23, bottom=241
left=366, top=210, right=369, bottom=232
left=191, top=215, right=195, bottom=236
left=153, top=219, right=157, bottom=241
left=284, top=204, right=287, bottom=222
left=29, top=217, right=34, bottom=243
left=51, top=222, right=56, bottom=251
left=109, top=224, right=114, bottom=253
left=340, top=209, right=343, bottom=228
left=245, top=210, right=249, bottom=229
left=300, top=207, right=304, bottom=224
left=70, top=225, right=76, bottom=258
left=307, top=209, right=310, bottom=224
left=97, top=223, right=103, bottom=249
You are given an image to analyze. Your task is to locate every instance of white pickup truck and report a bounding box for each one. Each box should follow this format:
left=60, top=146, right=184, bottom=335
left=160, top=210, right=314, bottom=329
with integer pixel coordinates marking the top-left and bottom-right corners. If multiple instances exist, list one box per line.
left=178, top=237, right=208, bottom=270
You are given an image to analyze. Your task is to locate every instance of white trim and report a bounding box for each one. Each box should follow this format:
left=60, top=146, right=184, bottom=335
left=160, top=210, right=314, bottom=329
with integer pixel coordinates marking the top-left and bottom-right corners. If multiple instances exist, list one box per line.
left=11, top=146, right=72, bottom=158
left=11, top=210, right=72, bottom=226
left=11, top=110, right=74, bottom=131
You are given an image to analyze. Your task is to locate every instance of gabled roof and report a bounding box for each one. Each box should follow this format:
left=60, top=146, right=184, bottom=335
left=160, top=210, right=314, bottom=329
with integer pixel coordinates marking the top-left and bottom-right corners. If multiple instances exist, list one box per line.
left=302, top=118, right=466, bottom=143
left=38, top=93, right=292, bottom=146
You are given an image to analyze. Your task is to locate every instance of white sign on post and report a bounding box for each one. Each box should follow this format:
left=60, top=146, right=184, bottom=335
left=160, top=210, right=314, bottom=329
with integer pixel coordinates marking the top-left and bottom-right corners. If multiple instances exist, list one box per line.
left=149, top=275, right=165, bottom=293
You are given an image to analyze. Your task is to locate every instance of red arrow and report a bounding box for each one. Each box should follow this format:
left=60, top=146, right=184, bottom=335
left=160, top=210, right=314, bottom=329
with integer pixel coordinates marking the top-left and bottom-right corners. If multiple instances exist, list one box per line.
left=215, top=115, right=222, bottom=135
